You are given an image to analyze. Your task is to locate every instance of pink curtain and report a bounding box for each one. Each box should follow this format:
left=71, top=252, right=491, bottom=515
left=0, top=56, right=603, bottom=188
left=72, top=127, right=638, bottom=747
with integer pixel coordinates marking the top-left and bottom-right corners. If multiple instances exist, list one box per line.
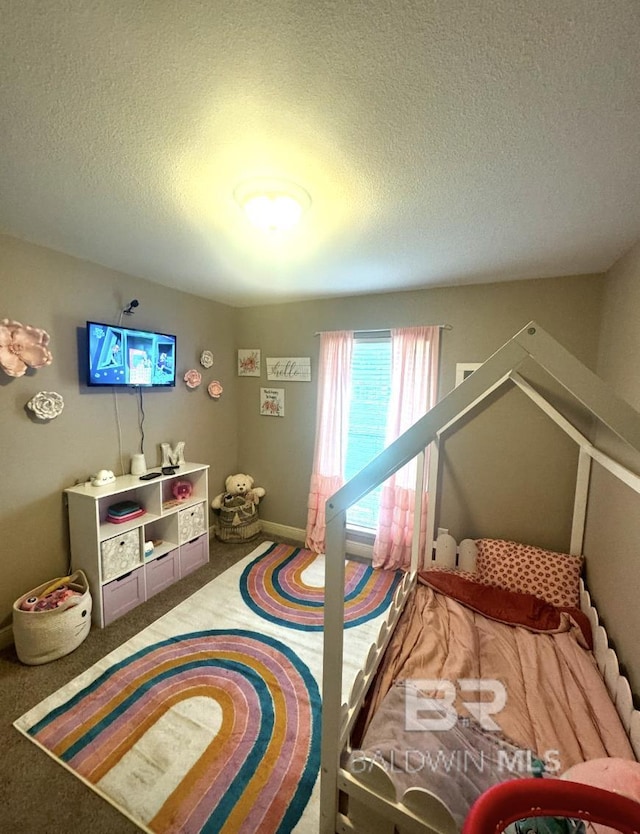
left=372, top=326, right=440, bottom=570
left=305, top=331, right=354, bottom=553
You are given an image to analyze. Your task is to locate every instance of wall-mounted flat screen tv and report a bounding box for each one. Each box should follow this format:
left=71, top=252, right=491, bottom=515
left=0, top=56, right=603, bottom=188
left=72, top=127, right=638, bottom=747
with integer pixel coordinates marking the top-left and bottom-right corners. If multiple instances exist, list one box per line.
left=86, top=321, right=176, bottom=387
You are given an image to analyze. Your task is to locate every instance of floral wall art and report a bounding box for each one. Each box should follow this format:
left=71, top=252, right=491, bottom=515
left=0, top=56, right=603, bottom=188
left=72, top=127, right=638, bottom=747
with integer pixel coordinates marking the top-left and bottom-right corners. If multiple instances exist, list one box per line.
left=184, top=368, right=202, bottom=388
left=185, top=348, right=224, bottom=399
left=238, top=349, right=261, bottom=377
left=260, top=387, right=284, bottom=417
left=1, top=317, right=60, bottom=424
left=0, top=318, right=53, bottom=378
left=27, top=391, right=64, bottom=421
left=200, top=349, right=213, bottom=368
left=208, top=380, right=223, bottom=399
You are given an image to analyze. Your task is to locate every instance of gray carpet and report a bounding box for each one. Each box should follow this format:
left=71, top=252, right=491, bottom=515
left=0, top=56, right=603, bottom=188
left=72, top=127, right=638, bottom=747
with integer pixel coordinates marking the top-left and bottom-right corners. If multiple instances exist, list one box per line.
left=0, top=535, right=299, bottom=834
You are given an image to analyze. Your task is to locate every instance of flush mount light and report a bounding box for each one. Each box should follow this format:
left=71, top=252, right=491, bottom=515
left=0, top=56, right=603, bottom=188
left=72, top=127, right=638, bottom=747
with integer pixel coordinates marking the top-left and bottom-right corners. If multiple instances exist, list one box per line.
left=234, top=178, right=311, bottom=232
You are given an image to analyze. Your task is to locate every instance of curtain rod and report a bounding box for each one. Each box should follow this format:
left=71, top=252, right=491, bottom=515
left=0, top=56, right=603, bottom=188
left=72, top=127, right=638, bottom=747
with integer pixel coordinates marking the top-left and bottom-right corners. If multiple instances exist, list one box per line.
left=314, top=324, right=452, bottom=336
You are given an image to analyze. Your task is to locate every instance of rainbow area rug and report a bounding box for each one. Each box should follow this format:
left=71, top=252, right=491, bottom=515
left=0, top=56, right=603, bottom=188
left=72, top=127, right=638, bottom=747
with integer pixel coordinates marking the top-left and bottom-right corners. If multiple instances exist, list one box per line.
left=241, top=541, right=401, bottom=630
left=14, top=542, right=401, bottom=834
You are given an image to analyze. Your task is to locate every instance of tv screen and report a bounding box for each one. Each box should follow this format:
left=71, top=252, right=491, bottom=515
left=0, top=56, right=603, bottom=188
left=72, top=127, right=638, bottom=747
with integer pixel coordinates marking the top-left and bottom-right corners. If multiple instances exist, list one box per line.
left=86, top=321, right=176, bottom=387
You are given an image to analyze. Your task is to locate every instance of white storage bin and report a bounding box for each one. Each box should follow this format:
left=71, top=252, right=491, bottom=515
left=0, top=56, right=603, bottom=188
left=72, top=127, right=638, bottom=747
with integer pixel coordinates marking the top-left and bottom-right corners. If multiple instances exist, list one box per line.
left=12, top=571, right=92, bottom=665
left=178, top=503, right=206, bottom=544
left=101, top=529, right=141, bottom=581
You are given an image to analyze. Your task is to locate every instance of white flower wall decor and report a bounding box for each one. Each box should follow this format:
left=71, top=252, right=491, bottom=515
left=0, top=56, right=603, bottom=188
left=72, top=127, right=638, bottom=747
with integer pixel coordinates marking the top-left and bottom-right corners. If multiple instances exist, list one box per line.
left=27, top=391, right=64, bottom=420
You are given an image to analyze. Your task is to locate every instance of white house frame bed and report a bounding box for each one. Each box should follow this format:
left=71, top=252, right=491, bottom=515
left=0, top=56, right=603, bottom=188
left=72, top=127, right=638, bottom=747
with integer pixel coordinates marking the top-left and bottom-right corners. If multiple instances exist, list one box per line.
left=320, top=321, right=640, bottom=834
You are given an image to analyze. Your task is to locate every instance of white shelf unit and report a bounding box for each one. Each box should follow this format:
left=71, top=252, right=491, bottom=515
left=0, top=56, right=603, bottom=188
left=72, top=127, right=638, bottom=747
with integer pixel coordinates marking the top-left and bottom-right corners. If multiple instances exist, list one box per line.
left=64, top=462, right=210, bottom=627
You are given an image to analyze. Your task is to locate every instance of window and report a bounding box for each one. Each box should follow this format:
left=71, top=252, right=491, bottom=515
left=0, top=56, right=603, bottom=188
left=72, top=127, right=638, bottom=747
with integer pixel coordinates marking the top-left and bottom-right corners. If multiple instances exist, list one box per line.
left=306, top=324, right=440, bottom=563
left=344, top=334, right=392, bottom=530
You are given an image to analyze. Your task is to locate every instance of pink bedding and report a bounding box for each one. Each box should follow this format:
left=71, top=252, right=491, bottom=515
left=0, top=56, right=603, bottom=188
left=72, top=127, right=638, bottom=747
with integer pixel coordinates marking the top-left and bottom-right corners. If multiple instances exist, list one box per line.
left=418, top=569, right=594, bottom=648
left=355, top=581, right=634, bottom=825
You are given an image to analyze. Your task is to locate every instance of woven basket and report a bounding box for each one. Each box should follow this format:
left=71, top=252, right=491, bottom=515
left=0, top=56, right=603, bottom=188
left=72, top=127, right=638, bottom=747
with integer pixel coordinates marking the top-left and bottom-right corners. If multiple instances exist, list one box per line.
left=12, top=570, right=92, bottom=665
left=216, top=495, right=261, bottom=542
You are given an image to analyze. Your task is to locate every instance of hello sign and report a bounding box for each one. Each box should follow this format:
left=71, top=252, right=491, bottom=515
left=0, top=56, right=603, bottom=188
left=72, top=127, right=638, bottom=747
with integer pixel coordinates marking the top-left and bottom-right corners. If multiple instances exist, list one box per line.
left=265, top=357, right=311, bottom=382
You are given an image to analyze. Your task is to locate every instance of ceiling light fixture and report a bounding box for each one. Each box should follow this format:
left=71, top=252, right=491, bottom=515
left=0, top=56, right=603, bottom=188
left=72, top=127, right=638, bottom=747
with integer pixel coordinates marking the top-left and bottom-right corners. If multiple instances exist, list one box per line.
left=234, top=178, right=311, bottom=232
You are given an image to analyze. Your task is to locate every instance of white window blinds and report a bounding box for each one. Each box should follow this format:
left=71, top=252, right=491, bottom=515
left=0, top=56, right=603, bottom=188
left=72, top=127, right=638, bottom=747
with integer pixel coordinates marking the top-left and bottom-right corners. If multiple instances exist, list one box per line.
left=344, top=334, right=392, bottom=530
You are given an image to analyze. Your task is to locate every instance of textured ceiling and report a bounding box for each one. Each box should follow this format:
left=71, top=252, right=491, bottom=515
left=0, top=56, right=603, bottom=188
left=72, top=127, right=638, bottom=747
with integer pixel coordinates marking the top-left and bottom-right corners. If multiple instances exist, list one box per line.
left=1, top=1, right=639, bottom=307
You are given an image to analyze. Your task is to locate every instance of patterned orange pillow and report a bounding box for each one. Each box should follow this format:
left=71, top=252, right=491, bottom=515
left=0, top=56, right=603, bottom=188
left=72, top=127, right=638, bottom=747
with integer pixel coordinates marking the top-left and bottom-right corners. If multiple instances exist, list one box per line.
left=475, top=538, right=583, bottom=608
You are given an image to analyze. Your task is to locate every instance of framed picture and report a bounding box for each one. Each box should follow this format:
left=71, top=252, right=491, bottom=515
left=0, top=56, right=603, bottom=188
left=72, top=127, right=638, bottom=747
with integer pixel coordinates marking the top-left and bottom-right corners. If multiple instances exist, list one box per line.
left=266, top=357, right=311, bottom=382
left=238, top=349, right=261, bottom=377
left=260, top=387, right=285, bottom=417
left=455, top=362, right=482, bottom=387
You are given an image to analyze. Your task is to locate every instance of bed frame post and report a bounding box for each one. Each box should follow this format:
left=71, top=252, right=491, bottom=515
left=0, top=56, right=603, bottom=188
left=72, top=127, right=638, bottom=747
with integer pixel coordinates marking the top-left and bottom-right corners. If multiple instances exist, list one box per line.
left=411, top=450, right=426, bottom=573
left=424, top=439, right=439, bottom=568
left=570, top=447, right=592, bottom=556
left=320, top=506, right=347, bottom=834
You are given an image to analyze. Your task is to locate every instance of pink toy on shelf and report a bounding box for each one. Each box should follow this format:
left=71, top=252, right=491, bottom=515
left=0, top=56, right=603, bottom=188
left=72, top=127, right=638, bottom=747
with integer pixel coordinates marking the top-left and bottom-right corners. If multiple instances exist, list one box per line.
left=172, top=480, right=193, bottom=500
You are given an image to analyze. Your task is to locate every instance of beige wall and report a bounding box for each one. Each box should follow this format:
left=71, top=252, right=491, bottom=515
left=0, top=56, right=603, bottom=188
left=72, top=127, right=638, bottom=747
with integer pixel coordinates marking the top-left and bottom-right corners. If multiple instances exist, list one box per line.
left=586, top=238, right=640, bottom=693
left=0, top=234, right=239, bottom=631
left=236, top=274, right=604, bottom=550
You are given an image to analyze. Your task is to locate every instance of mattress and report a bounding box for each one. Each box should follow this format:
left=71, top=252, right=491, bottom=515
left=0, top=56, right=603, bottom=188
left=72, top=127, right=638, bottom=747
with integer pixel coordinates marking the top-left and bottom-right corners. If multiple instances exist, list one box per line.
left=352, top=573, right=634, bottom=827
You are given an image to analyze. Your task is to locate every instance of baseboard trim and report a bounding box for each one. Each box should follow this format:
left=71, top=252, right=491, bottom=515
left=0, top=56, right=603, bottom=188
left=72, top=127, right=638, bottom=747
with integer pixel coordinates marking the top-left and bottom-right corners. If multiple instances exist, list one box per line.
left=260, top=520, right=305, bottom=542
left=0, top=623, right=13, bottom=650
left=260, top=520, right=373, bottom=561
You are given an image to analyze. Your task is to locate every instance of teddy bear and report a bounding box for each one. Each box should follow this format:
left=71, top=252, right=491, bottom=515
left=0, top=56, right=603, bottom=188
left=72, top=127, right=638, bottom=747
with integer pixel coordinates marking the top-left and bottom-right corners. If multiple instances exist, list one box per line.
left=211, top=473, right=266, bottom=510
